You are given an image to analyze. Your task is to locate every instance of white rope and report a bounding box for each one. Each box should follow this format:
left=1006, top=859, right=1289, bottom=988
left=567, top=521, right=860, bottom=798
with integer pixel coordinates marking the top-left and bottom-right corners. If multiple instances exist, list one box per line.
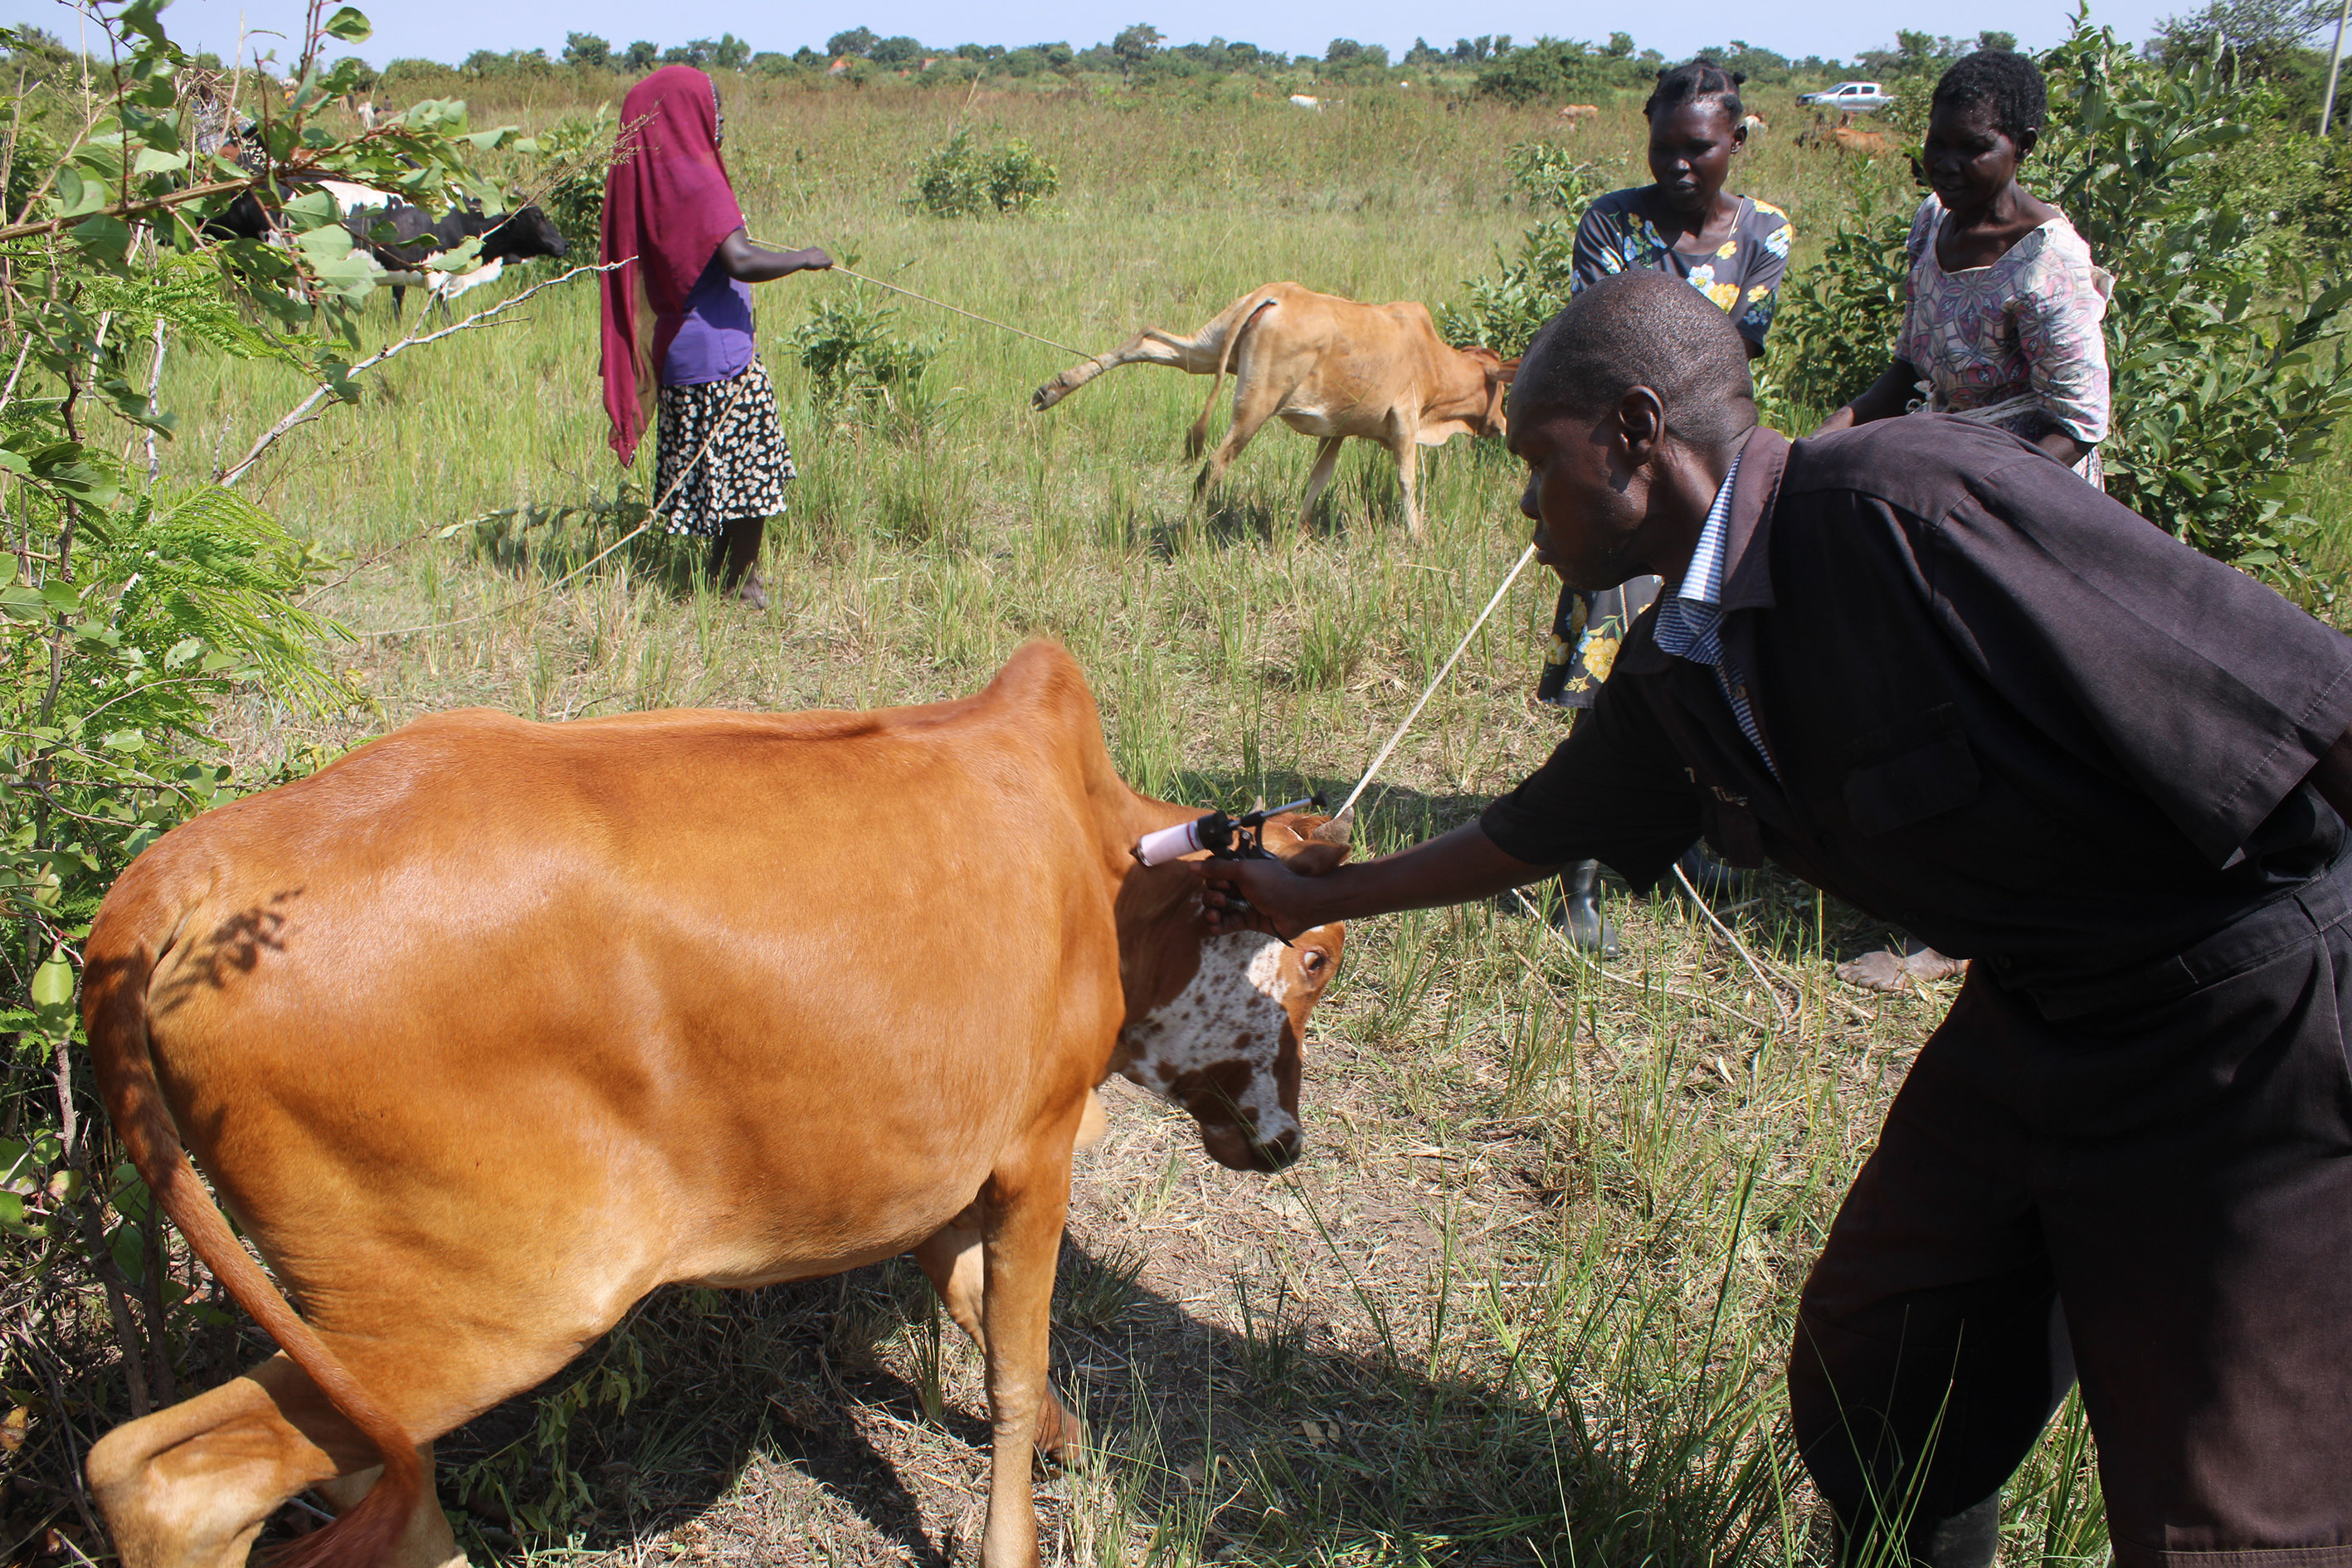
left=1336, top=542, right=1539, bottom=818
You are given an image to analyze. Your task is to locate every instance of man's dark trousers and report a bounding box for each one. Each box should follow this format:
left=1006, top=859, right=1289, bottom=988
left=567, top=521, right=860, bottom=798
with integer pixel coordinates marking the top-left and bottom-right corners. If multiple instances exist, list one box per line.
left=1790, top=859, right=2352, bottom=1564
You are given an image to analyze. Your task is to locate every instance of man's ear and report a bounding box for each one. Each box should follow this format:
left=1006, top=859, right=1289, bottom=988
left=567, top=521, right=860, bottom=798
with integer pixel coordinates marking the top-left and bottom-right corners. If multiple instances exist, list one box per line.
left=1267, top=808, right=1354, bottom=877
left=1616, top=387, right=1666, bottom=460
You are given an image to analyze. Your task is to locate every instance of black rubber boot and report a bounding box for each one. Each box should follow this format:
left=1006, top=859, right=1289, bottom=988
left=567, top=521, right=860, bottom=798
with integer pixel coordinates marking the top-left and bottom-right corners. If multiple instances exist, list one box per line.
left=1558, top=859, right=1619, bottom=957
left=1834, top=1494, right=2001, bottom=1568
left=1674, top=842, right=1739, bottom=901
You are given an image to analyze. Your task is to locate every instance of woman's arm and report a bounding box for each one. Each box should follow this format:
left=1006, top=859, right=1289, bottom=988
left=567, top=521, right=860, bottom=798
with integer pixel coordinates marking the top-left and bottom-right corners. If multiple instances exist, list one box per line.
left=713, top=228, right=833, bottom=284
left=1814, top=358, right=1921, bottom=433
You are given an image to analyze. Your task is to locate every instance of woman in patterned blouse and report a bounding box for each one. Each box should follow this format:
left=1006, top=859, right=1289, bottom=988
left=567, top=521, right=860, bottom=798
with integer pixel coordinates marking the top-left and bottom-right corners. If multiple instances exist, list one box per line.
left=1817, top=49, right=2109, bottom=480
left=1537, top=59, right=1796, bottom=955
left=1814, top=48, right=2111, bottom=994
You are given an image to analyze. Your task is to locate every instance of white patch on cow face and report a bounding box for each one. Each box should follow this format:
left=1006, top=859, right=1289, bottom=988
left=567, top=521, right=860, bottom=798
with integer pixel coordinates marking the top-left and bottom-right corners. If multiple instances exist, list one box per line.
left=1118, top=930, right=1300, bottom=1153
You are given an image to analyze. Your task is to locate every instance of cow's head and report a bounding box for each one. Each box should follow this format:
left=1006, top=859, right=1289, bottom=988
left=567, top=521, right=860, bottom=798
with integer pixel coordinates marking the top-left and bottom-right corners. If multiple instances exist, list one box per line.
left=1424, top=345, right=1517, bottom=442
left=1113, top=811, right=1351, bottom=1171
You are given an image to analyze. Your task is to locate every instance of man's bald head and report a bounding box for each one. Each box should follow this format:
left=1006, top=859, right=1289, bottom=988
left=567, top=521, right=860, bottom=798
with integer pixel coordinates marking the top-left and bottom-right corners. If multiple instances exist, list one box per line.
left=1514, top=271, right=1757, bottom=448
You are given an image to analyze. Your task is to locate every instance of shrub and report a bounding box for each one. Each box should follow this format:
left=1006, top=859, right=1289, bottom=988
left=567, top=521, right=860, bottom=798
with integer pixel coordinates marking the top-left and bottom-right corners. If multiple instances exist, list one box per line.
left=528, top=105, right=616, bottom=255
left=909, top=128, right=1060, bottom=217
left=791, top=287, right=943, bottom=419
left=1439, top=141, right=1609, bottom=356
left=1766, top=168, right=1914, bottom=420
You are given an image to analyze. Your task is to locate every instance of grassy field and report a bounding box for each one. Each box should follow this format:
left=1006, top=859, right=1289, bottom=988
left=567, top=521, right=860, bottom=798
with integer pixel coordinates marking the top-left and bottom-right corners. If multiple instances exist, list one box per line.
left=129, top=80, right=2135, bottom=1566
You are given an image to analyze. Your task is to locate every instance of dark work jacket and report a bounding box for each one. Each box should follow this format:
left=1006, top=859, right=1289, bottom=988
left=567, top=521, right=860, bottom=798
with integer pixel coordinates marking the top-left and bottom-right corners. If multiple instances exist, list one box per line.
left=1481, top=419, right=2352, bottom=1001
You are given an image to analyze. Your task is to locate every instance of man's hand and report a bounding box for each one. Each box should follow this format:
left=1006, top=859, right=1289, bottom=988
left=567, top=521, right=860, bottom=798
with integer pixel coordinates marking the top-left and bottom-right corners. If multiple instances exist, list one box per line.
left=1197, top=855, right=1332, bottom=941
left=1187, top=821, right=1558, bottom=938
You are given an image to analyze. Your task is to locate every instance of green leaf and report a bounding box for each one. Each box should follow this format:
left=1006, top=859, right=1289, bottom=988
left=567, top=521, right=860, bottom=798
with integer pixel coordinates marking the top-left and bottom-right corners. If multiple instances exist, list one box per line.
left=71, top=216, right=133, bottom=264
left=29, top=950, right=74, bottom=1009
left=132, top=147, right=188, bottom=177
left=280, top=190, right=339, bottom=232
left=324, top=6, right=373, bottom=41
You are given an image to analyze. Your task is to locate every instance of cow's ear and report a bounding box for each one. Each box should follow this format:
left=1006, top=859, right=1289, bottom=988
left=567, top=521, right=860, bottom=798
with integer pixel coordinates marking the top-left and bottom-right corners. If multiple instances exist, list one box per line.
left=1270, top=808, right=1352, bottom=876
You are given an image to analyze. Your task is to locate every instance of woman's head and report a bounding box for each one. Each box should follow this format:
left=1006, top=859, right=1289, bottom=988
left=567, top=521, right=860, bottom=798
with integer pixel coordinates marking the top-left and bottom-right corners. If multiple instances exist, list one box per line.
left=1644, top=60, right=1746, bottom=219
left=1924, top=50, right=2048, bottom=212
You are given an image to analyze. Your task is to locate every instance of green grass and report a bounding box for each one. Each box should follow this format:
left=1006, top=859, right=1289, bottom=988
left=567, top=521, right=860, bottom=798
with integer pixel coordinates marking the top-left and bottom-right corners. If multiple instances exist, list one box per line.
left=61, top=80, right=2141, bottom=1566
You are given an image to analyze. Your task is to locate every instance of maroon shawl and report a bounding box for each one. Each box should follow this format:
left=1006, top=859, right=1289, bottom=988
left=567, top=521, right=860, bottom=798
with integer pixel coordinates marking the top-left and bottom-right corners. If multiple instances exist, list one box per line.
left=600, top=66, right=746, bottom=465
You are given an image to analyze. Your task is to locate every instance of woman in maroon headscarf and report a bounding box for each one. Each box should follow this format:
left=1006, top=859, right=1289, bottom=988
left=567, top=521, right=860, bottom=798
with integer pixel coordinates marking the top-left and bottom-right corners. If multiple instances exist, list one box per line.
left=601, top=65, right=830, bottom=609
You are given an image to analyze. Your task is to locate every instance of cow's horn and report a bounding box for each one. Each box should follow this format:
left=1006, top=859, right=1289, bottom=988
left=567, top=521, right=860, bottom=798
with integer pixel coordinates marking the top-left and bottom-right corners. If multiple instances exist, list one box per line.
left=1307, top=807, right=1354, bottom=847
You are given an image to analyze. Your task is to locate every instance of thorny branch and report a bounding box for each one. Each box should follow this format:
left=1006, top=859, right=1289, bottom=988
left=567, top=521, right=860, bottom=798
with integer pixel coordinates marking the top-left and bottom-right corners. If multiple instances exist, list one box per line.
left=222, top=259, right=625, bottom=487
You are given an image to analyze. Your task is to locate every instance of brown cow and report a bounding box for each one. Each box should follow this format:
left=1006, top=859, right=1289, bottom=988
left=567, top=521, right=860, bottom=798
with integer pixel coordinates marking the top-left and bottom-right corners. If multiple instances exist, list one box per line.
left=1031, top=281, right=1512, bottom=537
left=1832, top=124, right=1891, bottom=155
left=80, top=643, right=1350, bottom=1568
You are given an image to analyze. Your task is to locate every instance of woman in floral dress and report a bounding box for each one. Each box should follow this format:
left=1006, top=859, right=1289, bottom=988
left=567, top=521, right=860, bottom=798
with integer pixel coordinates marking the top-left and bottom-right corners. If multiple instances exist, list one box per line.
left=1817, top=47, right=2112, bottom=991
left=1536, top=58, right=1796, bottom=953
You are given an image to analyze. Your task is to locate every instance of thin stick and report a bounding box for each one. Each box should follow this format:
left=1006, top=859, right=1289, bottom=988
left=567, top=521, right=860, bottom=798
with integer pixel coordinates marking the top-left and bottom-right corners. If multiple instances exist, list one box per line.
left=353, top=367, right=751, bottom=639
left=1673, top=860, right=1794, bottom=1025
left=1338, top=543, right=1537, bottom=817
left=222, top=259, right=622, bottom=486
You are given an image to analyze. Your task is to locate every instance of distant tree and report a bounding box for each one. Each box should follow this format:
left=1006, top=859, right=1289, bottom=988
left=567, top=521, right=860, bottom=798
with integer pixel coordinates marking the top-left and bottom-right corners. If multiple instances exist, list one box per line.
left=1493, top=34, right=1513, bottom=53
left=2150, top=0, right=2332, bottom=71
left=793, top=45, right=821, bottom=65
left=623, top=40, right=659, bottom=70
left=1113, top=22, right=1163, bottom=80
left=1325, top=38, right=1363, bottom=64
left=713, top=32, right=752, bottom=69
left=1605, top=32, right=1634, bottom=57
left=870, top=34, right=923, bottom=64
left=563, top=32, right=611, bottom=69
left=1977, top=29, right=2018, bottom=51
left=827, top=27, right=879, bottom=58
left=1405, top=37, right=1444, bottom=66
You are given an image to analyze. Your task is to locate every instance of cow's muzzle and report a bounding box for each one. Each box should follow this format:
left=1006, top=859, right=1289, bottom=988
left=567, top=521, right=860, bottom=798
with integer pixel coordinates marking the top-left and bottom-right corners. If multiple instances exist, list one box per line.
left=1199, top=1119, right=1303, bottom=1172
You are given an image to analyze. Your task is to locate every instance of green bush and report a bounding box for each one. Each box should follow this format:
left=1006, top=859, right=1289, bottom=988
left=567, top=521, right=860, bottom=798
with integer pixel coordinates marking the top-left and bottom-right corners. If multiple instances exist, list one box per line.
left=909, top=128, right=1061, bottom=217
left=528, top=105, right=615, bottom=254
left=791, top=288, right=943, bottom=418
left=1766, top=168, right=1914, bottom=421
left=1439, top=140, right=1609, bottom=356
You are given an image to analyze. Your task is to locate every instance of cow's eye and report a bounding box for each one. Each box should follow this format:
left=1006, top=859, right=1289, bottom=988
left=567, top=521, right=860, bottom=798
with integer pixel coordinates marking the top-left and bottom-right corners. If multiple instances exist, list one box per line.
left=1300, top=949, right=1328, bottom=975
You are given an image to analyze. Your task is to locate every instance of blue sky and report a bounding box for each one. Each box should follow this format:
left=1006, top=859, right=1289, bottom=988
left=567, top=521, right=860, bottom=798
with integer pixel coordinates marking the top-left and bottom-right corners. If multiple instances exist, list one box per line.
left=5, top=0, right=2178, bottom=70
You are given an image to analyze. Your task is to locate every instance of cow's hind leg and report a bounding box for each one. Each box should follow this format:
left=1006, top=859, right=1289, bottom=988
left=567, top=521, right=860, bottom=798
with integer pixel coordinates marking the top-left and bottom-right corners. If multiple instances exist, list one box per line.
left=88, top=1352, right=448, bottom=1568
left=1295, top=436, right=1348, bottom=531
left=1031, top=328, right=1227, bottom=411
left=913, top=1217, right=1083, bottom=1462
left=313, top=1440, right=463, bottom=1567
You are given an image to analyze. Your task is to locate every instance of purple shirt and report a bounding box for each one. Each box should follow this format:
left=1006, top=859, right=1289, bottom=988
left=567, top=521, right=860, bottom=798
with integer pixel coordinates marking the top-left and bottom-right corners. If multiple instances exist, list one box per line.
left=660, top=252, right=756, bottom=387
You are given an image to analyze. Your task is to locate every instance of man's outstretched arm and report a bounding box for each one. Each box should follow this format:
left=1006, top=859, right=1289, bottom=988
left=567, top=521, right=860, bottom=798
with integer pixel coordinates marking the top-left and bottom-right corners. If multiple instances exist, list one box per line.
left=1198, top=821, right=1559, bottom=941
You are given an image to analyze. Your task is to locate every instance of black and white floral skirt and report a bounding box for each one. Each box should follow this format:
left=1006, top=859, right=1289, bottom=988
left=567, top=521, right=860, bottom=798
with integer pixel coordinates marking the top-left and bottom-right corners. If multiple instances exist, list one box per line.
left=653, top=358, right=795, bottom=539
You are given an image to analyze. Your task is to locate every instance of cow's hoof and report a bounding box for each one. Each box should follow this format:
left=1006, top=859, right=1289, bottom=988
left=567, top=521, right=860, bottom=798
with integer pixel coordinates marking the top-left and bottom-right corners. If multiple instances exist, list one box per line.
left=728, top=575, right=770, bottom=611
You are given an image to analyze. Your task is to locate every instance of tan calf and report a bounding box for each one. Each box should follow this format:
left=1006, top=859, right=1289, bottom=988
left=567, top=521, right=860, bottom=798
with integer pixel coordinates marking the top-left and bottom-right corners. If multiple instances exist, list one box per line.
left=1031, top=281, right=1513, bottom=536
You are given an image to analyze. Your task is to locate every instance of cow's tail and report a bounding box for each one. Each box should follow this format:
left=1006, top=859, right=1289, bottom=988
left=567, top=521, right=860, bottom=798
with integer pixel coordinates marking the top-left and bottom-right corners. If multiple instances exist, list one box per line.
left=1186, top=293, right=1279, bottom=460
left=82, top=926, right=421, bottom=1568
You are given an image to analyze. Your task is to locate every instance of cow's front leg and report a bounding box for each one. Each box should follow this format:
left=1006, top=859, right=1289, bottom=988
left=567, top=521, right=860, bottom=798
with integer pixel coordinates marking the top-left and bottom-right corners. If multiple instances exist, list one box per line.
left=911, top=1215, right=1083, bottom=1460
left=975, top=1154, right=1074, bottom=1568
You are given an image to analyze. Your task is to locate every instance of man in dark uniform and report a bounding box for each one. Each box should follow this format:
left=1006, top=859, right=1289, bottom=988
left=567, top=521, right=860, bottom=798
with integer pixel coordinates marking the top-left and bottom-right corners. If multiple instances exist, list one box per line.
left=1202, top=270, right=2352, bottom=1566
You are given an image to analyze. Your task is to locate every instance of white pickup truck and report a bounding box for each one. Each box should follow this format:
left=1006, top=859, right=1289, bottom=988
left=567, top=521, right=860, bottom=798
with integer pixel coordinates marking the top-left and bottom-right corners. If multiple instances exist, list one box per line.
left=1799, top=80, right=1893, bottom=112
